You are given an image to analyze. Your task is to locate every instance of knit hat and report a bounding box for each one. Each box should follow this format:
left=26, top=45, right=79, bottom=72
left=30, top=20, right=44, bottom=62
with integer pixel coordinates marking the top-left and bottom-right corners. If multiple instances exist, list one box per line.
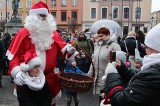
left=66, top=58, right=76, bottom=69
left=145, top=24, right=160, bottom=52
left=20, top=51, right=42, bottom=72
left=29, top=1, right=49, bottom=16
left=116, top=51, right=127, bottom=63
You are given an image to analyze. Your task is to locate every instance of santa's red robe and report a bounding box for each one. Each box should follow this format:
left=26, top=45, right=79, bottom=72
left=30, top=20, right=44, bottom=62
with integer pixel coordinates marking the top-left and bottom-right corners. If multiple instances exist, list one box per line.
left=6, top=28, right=78, bottom=105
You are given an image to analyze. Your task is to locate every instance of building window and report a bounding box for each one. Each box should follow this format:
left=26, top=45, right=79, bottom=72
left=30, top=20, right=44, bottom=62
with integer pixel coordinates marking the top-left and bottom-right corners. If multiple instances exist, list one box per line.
left=135, top=7, right=141, bottom=19
left=144, top=27, right=148, bottom=33
left=51, top=0, right=56, bottom=7
left=26, top=1, right=32, bottom=8
left=61, top=12, right=67, bottom=21
left=72, top=0, right=77, bottom=6
left=112, top=6, right=119, bottom=19
left=0, top=12, right=2, bottom=20
left=91, top=8, right=96, bottom=19
left=123, top=6, right=129, bottom=18
left=102, top=7, right=108, bottom=18
left=61, top=0, right=67, bottom=7
left=51, top=12, right=56, bottom=19
left=18, top=1, right=22, bottom=8
left=72, top=11, right=77, bottom=21
left=123, top=26, right=128, bottom=36
left=7, top=0, right=9, bottom=5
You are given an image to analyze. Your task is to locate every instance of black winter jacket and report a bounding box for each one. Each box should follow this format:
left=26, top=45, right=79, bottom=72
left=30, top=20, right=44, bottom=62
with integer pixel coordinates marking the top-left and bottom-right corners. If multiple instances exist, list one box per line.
left=106, top=64, right=160, bottom=106
left=0, top=39, right=6, bottom=70
left=17, top=81, right=52, bottom=106
left=120, top=37, right=146, bottom=57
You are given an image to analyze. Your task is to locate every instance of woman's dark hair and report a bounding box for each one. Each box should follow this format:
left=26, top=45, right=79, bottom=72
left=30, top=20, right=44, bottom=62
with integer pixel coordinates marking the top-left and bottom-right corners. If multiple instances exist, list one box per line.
left=135, top=30, right=145, bottom=44
left=97, top=27, right=110, bottom=36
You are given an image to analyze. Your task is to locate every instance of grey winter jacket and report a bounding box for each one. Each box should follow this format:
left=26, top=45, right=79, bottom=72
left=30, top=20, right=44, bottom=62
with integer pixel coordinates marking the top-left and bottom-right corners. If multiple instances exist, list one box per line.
left=87, top=36, right=121, bottom=95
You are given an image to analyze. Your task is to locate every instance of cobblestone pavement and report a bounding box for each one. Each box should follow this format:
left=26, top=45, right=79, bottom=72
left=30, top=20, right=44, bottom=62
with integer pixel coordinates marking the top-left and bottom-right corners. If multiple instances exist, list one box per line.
left=0, top=75, right=99, bottom=106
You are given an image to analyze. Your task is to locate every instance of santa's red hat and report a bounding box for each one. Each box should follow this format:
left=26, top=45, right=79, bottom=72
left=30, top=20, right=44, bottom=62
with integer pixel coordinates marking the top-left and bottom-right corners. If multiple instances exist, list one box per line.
left=20, top=51, right=42, bottom=72
left=29, top=1, right=49, bottom=16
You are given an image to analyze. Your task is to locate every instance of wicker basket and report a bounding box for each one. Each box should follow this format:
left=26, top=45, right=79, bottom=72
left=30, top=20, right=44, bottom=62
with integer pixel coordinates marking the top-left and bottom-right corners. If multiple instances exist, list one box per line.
left=58, top=45, right=95, bottom=93
left=58, top=72, right=94, bottom=92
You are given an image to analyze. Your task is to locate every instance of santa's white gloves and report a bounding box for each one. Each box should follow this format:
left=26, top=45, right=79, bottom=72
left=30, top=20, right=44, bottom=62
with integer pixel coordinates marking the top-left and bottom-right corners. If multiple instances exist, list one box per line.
left=66, top=44, right=76, bottom=54
left=54, top=68, right=60, bottom=74
left=14, top=71, right=26, bottom=86
left=102, top=62, right=118, bottom=81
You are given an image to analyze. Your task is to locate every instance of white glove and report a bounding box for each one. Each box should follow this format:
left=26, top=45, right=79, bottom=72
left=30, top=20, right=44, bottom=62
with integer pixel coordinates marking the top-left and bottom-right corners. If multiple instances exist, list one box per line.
left=54, top=68, right=60, bottom=74
left=100, top=99, right=111, bottom=106
left=102, top=62, right=117, bottom=81
left=14, top=71, right=26, bottom=86
left=66, top=44, right=76, bottom=54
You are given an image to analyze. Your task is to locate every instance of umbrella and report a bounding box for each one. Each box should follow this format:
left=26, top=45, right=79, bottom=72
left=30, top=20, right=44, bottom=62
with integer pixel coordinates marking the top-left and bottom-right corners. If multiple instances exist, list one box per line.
left=90, top=20, right=122, bottom=37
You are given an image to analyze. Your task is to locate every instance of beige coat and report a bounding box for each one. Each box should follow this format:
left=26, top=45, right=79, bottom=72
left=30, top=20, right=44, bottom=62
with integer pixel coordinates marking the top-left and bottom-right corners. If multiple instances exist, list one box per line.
left=88, top=35, right=121, bottom=95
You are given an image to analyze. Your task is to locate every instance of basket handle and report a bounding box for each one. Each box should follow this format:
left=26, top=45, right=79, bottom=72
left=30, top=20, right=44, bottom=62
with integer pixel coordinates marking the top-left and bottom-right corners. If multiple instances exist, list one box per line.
left=77, top=46, right=95, bottom=79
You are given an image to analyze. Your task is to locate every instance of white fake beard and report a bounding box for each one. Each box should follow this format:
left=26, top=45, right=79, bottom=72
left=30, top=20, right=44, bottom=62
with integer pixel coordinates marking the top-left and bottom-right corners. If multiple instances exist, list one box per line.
left=24, top=14, right=57, bottom=50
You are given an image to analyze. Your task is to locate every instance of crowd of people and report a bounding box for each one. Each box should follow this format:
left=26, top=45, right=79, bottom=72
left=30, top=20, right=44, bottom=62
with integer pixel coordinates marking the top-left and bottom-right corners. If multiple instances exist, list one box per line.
left=0, top=1, right=160, bottom=106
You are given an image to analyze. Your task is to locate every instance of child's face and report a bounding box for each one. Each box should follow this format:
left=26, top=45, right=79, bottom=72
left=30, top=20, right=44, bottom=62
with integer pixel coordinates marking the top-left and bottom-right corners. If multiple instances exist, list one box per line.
left=81, top=53, right=86, bottom=58
left=71, top=60, right=76, bottom=67
left=28, top=66, right=40, bottom=77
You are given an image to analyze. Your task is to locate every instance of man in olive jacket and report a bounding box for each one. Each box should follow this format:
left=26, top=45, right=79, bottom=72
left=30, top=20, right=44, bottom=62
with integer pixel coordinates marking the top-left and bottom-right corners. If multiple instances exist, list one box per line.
left=103, top=24, right=160, bottom=106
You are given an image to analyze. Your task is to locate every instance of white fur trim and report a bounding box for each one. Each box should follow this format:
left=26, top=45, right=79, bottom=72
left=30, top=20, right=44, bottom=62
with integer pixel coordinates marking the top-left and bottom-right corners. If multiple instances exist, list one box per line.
left=65, top=51, right=79, bottom=60
left=61, top=44, right=70, bottom=54
left=6, top=50, right=14, bottom=60
left=20, top=63, right=30, bottom=72
left=11, top=66, right=21, bottom=78
left=29, top=8, right=49, bottom=16
left=28, top=57, right=42, bottom=70
left=51, top=90, right=62, bottom=105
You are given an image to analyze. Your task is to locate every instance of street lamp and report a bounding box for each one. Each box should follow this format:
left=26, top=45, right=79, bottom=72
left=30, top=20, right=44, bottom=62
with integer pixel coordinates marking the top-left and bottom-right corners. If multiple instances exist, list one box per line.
left=151, top=17, right=154, bottom=28
left=6, top=0, right=7, bottom=22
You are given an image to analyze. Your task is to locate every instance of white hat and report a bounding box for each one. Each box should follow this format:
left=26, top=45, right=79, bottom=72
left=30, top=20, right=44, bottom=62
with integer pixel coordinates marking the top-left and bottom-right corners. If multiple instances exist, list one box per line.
left=145, top=24, right=160, bottom=52
left=116, top=51, right=127, bottom=63
left=29, top=1, right=49, bottom=16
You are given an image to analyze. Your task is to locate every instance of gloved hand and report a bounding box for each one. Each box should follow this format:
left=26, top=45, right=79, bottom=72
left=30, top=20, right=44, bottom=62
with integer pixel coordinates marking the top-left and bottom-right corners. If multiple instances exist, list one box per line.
left=54, top=68, right=60, bottom=74
left=102, top=62, right=118, bottom=81
left=14, top=71, right=26, bottom=86
left=66, top=44, right=76, bottom=54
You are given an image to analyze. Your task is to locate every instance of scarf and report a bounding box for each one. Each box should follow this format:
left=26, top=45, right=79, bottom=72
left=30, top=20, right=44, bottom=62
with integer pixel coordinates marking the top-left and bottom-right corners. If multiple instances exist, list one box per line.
left=24, top=70, right=45, bottom=91
left=141, top=53, right=160, bottom=71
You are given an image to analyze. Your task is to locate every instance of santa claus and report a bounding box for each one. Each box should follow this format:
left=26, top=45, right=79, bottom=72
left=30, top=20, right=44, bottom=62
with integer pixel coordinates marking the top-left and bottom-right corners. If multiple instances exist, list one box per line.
left=6, top=1, right=78, bottom=106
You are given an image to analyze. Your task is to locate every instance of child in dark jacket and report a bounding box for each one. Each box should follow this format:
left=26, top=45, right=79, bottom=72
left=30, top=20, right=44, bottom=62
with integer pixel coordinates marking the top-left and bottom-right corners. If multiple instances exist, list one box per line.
left=64, top=58, right=86, bottom=106
left=76, top=51, right=91, bottom=73
left=16, top=53, right=52, bottom=106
